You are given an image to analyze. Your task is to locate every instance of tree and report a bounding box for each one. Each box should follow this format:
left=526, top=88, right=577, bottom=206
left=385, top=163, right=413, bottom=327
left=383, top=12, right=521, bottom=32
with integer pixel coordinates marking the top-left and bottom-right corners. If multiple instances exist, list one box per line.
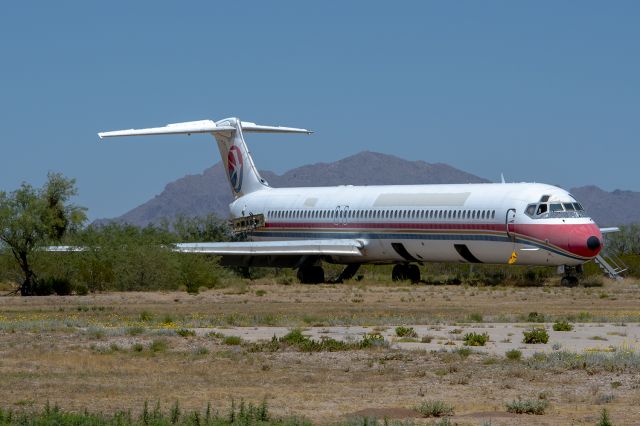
left=0, top=173, right=86, bottom=295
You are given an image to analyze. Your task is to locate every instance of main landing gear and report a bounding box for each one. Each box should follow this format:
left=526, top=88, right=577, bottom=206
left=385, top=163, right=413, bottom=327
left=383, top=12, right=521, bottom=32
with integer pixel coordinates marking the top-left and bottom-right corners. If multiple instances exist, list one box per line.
left=392, top=264, right=421, bottom=283
left=297, top=265, right=325, bottom=284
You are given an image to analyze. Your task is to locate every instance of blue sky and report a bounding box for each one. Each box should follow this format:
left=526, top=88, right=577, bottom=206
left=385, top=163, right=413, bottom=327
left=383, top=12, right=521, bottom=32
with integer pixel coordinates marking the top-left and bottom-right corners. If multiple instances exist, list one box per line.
left=1, top=2, right=638, bottom=220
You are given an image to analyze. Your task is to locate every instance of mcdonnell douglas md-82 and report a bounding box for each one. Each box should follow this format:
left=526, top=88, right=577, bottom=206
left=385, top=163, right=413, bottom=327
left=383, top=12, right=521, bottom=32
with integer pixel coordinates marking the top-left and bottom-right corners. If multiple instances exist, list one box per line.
left=98, top=117, right=616, bottom=285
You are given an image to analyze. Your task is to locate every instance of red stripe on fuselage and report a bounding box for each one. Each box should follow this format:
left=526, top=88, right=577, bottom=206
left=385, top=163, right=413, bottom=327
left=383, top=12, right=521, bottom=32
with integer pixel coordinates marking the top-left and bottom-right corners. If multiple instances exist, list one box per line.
left=262, top=221, right=602, bottom=259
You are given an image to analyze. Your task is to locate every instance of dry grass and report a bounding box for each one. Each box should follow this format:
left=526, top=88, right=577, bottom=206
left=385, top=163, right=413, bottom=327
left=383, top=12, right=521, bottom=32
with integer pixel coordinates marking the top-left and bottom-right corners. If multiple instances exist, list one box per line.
left=1, top=280, right=639, bottom=425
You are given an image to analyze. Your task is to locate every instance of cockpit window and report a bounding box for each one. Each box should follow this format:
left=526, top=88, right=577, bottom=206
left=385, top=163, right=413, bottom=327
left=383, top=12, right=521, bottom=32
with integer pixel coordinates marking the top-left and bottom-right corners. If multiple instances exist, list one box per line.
left=525, top=200, right=587, bottom=219
left=525, top=204, right=536, bottom=216
left=540, top=195, right=550, bottom=202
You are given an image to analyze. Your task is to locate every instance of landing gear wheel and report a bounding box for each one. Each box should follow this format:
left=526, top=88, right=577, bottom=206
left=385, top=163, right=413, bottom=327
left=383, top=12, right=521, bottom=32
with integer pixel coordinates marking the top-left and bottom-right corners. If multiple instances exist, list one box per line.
left=560, top=276, right=579, bottom=287
left=297, top=265, right=325, bottom=284
left=392, top=264, right=407, bottom=281
left=407, top=264, right=421, bottom=284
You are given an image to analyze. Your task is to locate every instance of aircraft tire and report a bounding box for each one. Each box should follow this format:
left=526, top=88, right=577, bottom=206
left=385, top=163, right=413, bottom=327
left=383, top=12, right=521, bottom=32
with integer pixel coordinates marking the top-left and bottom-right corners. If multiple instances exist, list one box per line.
left=391, top=264, right=407, bottom=281
left=297, top=265, right=325, bottom=284
left=407, top=264, right=421, bottom=284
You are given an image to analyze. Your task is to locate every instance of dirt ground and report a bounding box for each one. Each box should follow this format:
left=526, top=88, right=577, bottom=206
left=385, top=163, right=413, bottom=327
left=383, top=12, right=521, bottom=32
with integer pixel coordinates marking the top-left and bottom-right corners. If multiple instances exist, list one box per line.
left=1, top=279, right=640, bottom=425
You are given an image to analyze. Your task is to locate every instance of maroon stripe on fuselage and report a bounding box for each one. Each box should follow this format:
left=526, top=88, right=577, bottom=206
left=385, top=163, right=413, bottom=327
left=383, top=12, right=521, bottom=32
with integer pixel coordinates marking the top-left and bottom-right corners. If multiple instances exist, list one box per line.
left=262, top=221, right=602, bottom=259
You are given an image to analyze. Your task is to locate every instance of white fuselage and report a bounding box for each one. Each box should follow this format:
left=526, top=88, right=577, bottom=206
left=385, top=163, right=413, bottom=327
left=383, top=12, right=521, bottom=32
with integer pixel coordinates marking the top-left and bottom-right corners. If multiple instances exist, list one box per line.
left=230, top=182, right=602, bottom=266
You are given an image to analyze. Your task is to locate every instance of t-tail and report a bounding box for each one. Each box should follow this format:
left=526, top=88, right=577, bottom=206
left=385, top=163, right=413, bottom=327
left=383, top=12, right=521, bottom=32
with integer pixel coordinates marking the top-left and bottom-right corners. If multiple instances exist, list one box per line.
left=98, top=117, right=312, bottom=198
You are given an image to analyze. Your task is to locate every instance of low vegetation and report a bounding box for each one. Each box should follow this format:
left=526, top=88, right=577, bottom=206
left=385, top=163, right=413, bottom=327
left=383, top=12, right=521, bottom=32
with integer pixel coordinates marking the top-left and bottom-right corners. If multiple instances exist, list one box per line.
left=463, top=332, right=489, bottom=346
left=552, top=321, right=573, bottom=331
left=248, top=329, right=387, bottom=353
left=522, top=328, right=549, bottom=344
left=505, top=399, right=549, bottom=415
left=0, top=400, right=308, bottom=426
left=505, top=349, right=522, bottom=361
left=394, top=326, right=417, bottom=338
left=414, top=400, right=454, bottom=417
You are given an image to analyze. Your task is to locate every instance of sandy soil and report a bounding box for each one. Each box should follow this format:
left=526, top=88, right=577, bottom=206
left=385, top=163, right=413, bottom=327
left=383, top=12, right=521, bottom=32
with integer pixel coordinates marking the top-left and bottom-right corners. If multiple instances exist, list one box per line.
left=1, top=280, right=640, bottom=425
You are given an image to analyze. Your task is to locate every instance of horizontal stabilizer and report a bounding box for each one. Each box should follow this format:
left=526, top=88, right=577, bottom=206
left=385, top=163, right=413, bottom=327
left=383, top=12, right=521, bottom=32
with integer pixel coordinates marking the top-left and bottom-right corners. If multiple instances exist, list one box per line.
left=98, top=120, right=232, bottom=139
left=174, top=239, right=364, bottom=256
left=240, top=122, right=313, bottom=134
left=98, top=119, right=312, bottom=139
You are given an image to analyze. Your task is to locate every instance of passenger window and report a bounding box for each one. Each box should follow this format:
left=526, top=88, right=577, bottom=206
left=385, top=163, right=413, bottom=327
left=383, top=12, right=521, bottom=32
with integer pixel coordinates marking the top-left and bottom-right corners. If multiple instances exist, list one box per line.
left=491, top=210, right=495, bottom=219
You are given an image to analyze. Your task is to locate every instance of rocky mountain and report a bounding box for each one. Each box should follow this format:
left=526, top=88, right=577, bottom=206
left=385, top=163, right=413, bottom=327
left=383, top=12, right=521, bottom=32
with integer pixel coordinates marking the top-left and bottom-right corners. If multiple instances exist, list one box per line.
left=569, top=186, right=640, bottom=227
left=97, top=151, right=640, bottom=227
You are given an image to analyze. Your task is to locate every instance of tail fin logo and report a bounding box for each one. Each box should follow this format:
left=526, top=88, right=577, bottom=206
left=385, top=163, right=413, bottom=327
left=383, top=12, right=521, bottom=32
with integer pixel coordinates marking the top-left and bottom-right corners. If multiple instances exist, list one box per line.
left=227, top=146, right=244, bottom=193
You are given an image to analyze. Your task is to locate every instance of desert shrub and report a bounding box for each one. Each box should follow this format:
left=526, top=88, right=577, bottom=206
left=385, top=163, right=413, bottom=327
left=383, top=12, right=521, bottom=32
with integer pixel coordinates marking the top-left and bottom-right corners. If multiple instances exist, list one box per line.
left=421, top=335, right=433, bottom=343
left=255, top=289, right=267, bottom=297
left=522, top=328, right=549, bottom=344
left=415, top=400, right=454, bottom=417
left=463, top=332, right=489, bottom=346
left=505, top=399, right=548, bottom=415
left=74, top=283, right=89, bottom=295
left=395, top=326, right=417, bottom=338
left=456, top=347, right=472, bottom=358
left=139, top=311, right=153, bottom=321
left=127, top=326, right=145, bottom=336
left=132, top=343, right=144, bottom=352
left=223, top=336, right=242, bottom=345
left=597, top=408, right=613, bottom=426
left=552, top=321, right=573, bottom=331
left=468, top=313, right=483, bottom=322
left=51, top=277, right=72, bottom=295
left=149, top=339, right=168, bottom=353
left=361, top=333, right=387, bottom=348
left=527, top=312, right=545, bottom=322
left=506, top=349, right=522, bottom=361
left=32, top=278, right=54, bottom=296
left=176, top=329, right=196, bottom=337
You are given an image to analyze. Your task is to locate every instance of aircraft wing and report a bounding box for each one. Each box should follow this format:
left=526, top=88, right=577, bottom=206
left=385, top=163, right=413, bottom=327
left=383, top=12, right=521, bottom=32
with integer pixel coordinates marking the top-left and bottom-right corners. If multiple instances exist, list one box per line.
left=174, top=239, right=365, bottom=256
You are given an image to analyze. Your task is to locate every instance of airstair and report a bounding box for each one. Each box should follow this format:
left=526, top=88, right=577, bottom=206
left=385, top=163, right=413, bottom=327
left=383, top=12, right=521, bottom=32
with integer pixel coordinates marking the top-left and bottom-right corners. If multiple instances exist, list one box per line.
left=594, top=243, right=627, bottom=281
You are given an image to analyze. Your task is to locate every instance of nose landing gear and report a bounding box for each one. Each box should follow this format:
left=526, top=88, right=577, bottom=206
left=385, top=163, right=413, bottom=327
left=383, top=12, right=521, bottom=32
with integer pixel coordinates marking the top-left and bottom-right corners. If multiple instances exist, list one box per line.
left=559, top=265, right=582, bottom=287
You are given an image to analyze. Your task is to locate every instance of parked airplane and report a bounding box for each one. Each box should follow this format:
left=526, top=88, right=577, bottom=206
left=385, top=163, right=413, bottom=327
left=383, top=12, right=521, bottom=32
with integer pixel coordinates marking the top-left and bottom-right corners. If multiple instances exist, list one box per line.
left=99, top=117, right=612, bottom=285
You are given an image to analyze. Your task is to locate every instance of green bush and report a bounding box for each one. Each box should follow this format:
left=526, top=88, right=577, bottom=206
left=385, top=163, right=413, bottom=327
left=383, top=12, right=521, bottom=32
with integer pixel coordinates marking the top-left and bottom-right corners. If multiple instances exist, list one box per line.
left=395, top=326, right=417, bottom=338
left=149, top=339, right=168, bottom=353
left=415, top=400, right=454, bottom=417
left=74, top=283, right=89, bottom=295
left=223, top=336, right=242, bottom=345
left=505, top=349, right=522, bottom=361
left=176, top=329, right=196, bottom=338
left=463, top=332, right=489, bottom=346
left=522, top=328, right=549, bottom=344
left=505, top=399, right=548, bottom=415
left=527, top=312, right=545, bottom=322
left=552, top=321, right=573, bottom=331
left=32, top=278, right=54, bottom=296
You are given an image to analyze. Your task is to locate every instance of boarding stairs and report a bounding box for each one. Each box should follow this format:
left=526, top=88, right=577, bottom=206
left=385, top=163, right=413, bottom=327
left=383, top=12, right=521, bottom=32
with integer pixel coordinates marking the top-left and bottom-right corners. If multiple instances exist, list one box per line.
left=594, top=249, right=627, bottom=281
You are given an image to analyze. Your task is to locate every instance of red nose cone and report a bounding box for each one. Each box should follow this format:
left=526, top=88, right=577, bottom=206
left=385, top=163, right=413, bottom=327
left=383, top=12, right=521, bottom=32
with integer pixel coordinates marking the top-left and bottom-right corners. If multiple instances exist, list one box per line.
left=567, top=224, right=602, bottom=258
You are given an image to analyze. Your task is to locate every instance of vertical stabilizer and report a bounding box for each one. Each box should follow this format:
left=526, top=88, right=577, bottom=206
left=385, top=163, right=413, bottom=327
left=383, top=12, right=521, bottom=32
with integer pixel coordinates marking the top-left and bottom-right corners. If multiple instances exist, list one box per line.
left=212, top=118, right=268, bottom=198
